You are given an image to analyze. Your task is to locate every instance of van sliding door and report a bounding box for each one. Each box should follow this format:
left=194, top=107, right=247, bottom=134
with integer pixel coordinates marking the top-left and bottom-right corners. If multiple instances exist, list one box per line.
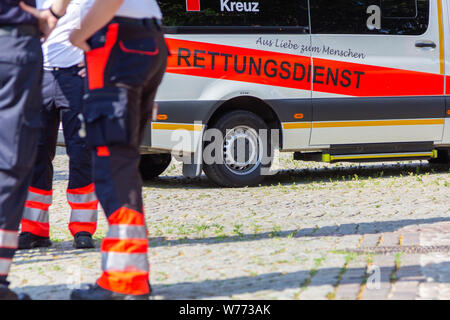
left=309, top=0, right=445, bottom=146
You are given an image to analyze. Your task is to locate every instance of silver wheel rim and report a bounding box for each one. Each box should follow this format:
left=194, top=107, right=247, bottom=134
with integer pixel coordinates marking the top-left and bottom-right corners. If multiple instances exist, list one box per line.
left=223, top=126, right=262, bottom=176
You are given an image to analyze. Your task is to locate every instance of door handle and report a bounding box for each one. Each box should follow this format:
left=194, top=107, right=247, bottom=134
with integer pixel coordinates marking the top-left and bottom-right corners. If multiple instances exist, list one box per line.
left=415, top=41, right=437, bottom=49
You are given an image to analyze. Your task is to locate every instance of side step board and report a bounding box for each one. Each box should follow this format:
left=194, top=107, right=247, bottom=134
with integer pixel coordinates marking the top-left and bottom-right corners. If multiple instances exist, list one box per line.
left=321, top=150, right=438, bottom=163
left=294, top=142, right=438, bottom=164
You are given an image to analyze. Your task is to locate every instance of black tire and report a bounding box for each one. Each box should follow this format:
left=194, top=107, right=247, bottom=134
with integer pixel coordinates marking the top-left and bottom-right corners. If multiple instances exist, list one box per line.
left=429, top=148, right=450, bottom=165
left=203, top=110, right=274, bottom=187
left=139, top=154, right=172, bottom=180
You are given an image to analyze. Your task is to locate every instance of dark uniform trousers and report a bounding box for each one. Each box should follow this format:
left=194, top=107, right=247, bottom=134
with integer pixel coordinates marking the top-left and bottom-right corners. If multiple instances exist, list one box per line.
left=83, top=18, right=168, bottom=295
left=21, top=67, right=98, bottom=238
left=0, top=30, right=42, bottom=285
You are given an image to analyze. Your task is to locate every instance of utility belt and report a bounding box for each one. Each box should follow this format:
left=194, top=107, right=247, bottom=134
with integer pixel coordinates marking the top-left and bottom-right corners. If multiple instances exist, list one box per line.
left=0, top=24, right=39, bottom=37
left=43, top=64, right=83, bottom=74
left=111, top=16, right=163, bottom=32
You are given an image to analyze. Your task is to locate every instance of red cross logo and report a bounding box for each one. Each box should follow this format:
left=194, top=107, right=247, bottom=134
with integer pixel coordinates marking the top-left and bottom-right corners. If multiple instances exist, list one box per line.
left=186, top=0, right=201, bottom=11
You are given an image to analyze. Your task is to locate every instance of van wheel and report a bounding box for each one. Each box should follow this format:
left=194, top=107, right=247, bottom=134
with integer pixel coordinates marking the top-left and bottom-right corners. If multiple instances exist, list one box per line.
left=429, top=149, right=450, bottom=165
left=203, top=110, right=273, bottom=187
left=139, top=154, right=172, bottom=180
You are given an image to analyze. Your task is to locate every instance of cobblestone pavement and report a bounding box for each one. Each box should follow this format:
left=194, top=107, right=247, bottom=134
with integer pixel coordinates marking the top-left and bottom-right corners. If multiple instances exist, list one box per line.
left=8, top=148, right=450, bottom=300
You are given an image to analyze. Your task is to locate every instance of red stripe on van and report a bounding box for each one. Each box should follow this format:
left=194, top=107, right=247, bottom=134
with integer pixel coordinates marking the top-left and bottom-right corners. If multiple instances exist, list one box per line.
left=446, top=76, right=450, bottom=96
left=166, top=38, right=445, bottom=97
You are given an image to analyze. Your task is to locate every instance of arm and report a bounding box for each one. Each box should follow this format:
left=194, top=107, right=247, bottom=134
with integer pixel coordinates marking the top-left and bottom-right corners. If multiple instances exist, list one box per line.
left=49, top=0, right=72, bottom=17
left=69, top=0, right=124, bottom=52
left=19, top=0, right=73, bottom=40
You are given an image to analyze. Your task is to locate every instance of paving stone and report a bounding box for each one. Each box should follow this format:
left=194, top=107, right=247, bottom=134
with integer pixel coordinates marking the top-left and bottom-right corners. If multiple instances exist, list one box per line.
left=335, top=259, right=366, bottom=300
left=418, top=283, right=440, bottom=300
left=313, top=226, right=339, bottom=237
left=389, top=292, right=418, bottom=300
left=334, top=235, right=362, bottom=250
left=389, top=281, right=420, bottom=299
left=372, top=255, right=395, bottom=269
left=5, top=149, right=450, bottom=300
left=361, top=287, right=391, bottom=300
left=400, top=233, right=420, bottom=246
left=359, top=234, right=381, bottom=248
left=334, top=283, right=361, bottom=300
left=379, top=233, right=399, bottom=247
left=299, top=257, right=344, bottom=300
left=336, top=224, right=358, bottom=236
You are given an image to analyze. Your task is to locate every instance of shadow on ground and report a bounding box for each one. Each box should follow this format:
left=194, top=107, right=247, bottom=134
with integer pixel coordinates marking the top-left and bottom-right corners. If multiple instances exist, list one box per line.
left=146, top=217, right=450, bottom=248
left=14, top=217, right=450, bottom=259
left=142, top=162, right=449, bottom=189
left=13, top=262, right=450, bottom=300
left=13, top=245, right=97, bottom=266
left=151, top=263, right=450, bottom=299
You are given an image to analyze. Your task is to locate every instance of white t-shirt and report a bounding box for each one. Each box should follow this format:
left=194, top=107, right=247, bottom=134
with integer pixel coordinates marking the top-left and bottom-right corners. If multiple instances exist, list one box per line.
left=39, top=0, right=162, bottom=67
left=38, top=0, right=94, bottom=68
left=116, top=0, right=162, bottom=19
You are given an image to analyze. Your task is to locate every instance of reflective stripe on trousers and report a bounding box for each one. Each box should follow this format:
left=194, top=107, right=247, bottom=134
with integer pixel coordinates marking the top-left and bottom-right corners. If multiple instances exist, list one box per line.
left=67, top=183, right=98, bottom=236
left=97, top=207, right=150, bottom=295
left=21, top=187, right=52, bottom=237
left=0, top=230, right=19, bottom=249
left=21, top=185, right=98, bottom=237
left=0, top=230, right=18, bottom=276
left=0, top=258, right=12, bottom=276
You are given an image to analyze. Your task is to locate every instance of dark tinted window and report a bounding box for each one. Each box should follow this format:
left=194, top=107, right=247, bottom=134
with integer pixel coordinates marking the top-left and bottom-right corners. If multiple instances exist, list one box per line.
left=159, top=0, right=309, bottom=33
left=310, top=0, right=429, bottom=35
left=381, top=0, right=417, bottom=18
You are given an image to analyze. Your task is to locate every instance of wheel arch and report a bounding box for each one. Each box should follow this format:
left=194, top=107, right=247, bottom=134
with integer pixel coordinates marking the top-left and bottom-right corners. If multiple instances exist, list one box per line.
left=205, top=96, right=283, bottom=147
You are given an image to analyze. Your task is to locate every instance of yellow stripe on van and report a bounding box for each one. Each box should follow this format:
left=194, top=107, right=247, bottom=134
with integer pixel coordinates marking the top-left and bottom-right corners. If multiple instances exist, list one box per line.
left=322, top=151, right=437, bottom=162
left=312, top=119, right=444, bottom=128
left=437, top=0, right=445, bottom=75
left=282, top=122, right=312, bottom=129
left=330, top=152, right=435, bottom=161
left=152, top=123, right=203, bottom=131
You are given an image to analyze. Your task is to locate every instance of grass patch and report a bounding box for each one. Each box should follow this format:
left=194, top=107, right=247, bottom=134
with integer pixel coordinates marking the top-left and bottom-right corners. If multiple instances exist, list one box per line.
left=390, top=252, right=403, bottom=283
left=327, top=252, right=357, bottom=300
left=299, top=256, right=326, bottom=293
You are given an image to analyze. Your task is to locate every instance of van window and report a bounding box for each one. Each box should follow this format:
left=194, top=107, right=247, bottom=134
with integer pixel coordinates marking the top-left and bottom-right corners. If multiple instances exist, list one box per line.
left=159, top=0, right=309, bottom=34
left=310, top=0, right=429, bottom=35
left=381, top=0, right=417, bottom=18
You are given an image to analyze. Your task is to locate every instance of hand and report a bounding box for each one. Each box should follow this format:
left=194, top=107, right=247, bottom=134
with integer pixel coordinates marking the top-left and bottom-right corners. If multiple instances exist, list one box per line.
left=19, top=2, right=58, bottom=41
left=69, top=29, right=92, bottom=52
left=77, top=61, right=86, bottom=78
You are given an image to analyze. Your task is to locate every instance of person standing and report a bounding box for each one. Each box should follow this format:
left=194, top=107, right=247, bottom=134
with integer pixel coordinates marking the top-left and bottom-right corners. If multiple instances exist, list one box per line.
left=0, top=0, right=72, bottom=300
left=18, top=0, right=99, bottom=250
left=69, top=0, right=168, bottom=300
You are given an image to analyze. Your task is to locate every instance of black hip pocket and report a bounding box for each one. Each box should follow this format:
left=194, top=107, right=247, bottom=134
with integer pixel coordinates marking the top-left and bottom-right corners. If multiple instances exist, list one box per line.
left=83, top=88, right=129, bottom=147
left=108, top=34, right=160, bottom=87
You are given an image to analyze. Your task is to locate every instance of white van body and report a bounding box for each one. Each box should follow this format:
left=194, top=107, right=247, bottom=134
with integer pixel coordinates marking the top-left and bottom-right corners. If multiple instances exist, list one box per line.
left=140, top=0, right=450, bottom=186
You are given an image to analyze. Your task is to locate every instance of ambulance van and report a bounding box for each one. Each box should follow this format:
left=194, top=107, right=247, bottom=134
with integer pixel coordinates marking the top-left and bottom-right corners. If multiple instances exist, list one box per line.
left=139, top=0, right=450, bottom=187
